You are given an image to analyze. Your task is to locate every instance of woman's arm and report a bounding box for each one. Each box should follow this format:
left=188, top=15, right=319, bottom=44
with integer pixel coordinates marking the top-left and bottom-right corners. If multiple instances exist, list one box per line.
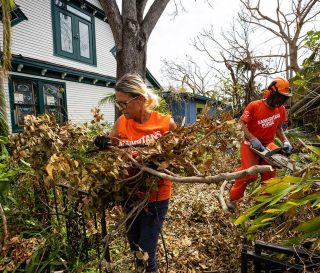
left=109, top=118, right=120, bottom=144
left=169, top=117, right=177, bottom=131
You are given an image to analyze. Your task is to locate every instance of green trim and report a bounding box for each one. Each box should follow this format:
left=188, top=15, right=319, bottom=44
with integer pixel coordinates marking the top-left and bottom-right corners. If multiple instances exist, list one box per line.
left=11, top=55, right=116, bottom=87
left=0, top=6, right=28, bottom=27
left=110, top=46, right=116, bottom=57
left=109, top=46, right=161, bottom=89
left=146, top=69, right=161, bottom=89
left=9, top=75, right=67, bottom=133
left=67, top=0, right=107, bottom=22
left=52, top=0, right=97, bottom=66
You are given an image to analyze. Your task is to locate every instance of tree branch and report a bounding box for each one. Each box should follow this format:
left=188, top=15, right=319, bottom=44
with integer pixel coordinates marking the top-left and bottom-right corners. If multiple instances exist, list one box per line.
left=141, top=0, right=170, bottom=39
left=215, top=180, right=229, bottom=213
left=120, top=149, right=273, bottom=184
left=99, top=0, right=122, bottom=47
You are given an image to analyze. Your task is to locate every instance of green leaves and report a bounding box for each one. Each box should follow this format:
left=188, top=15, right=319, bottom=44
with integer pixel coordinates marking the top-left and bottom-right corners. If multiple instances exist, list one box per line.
left=0, top=141, right=17, bottom=197
left=234, top=145, right=320, bottom=248
left=294, top=217, right=320, bottom=233
left=234, top=202, right=266, bottom=225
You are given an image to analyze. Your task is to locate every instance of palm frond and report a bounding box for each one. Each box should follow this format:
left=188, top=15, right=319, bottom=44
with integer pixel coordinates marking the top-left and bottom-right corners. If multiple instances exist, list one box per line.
left=98, top=93, right=115, bottom=106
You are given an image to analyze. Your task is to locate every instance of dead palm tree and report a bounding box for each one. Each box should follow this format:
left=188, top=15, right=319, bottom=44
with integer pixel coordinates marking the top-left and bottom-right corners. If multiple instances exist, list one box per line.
left=0, top=0, right=15, bottom=247
left=0, top=0, right=15, bottom=137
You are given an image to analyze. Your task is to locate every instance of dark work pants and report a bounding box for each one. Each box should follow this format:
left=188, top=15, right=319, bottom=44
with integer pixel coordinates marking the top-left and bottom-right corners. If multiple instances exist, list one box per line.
left=125, top=199, right=169, bottom=272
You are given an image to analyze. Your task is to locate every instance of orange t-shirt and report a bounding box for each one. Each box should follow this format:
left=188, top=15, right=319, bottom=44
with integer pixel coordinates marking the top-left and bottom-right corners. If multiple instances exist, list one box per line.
left=118, top=111, right=172, bottom=202
left=241, top=100, right=287, bottom=145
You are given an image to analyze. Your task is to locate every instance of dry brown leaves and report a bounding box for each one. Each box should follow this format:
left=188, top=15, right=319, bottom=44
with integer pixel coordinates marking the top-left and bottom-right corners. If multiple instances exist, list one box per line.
left=107, top=182, right=247, bottom=273
left=9, top=112, right=242, bottom=212
left=157, top=183, right=244, bottom=273
left=0, top=236, right=44, bottom=271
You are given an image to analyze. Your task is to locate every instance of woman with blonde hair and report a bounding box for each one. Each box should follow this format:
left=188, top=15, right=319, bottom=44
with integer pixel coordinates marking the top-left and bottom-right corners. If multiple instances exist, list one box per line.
left=95, top=73, right=176, bottom=272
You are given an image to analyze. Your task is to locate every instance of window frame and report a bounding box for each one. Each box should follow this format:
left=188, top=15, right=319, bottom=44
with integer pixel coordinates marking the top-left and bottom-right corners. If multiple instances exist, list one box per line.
left=52, top=0, right=97, bottom=66
left=9, top=76, right=68, bottom=133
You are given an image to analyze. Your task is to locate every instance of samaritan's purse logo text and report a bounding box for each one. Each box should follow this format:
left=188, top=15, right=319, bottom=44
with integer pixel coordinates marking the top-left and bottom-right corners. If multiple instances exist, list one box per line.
left=258, top=114, right=280, bottom=128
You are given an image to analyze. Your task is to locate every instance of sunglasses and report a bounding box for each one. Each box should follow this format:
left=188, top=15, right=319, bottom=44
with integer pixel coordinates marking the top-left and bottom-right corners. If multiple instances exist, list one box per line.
left=115, top=95, right=139, bottom=110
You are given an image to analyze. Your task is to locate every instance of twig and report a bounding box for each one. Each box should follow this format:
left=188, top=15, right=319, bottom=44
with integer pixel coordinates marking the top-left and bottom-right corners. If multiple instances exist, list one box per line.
left=181, top=126, right=218, bottom=156
left=99, top=196, right=149, bottom=269
left=206, top=217, right=213, bottom=239
left=0, top=202, right=8, bottom=246
left=215, top=180, right=229, bottom=212
left=117, top=170, right=144, bottom=184
left=163, top=168, right=180, bottom=177
left=185, top=159, right=202, bottom=175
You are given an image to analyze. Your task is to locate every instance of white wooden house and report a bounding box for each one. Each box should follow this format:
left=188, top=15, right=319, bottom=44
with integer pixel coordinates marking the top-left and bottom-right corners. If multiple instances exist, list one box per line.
left=0, top=0, right=160, bottom=132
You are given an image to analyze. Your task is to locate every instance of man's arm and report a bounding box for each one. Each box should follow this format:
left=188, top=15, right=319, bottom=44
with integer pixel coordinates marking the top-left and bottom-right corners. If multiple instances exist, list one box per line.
left=276, top=123, right=288, bottom=143
left=240, top=119, right=255, bottom=140
left=240, top=119, right=265, bottom=151
left=276, top=123, right=292, bottom=152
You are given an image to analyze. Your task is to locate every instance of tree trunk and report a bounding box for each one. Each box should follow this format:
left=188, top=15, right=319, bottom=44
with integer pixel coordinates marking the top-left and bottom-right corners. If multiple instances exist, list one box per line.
left=289, top=43, right=300, bottom=75
left=99, top=0, right=170, bottom=80
left=116, top=28, right=147, bottom=79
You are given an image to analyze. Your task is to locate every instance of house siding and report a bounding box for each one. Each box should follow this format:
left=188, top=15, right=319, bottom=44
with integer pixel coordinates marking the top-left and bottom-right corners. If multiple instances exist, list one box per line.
left=5, top=72, right=115, bottom=132
left=0, top=0, right=116, bottom=77
left=188, top=101, right=197, bottom=124
left=1, top=0, right=161, bottom=132
left=66, top=81, right=115, bottom=125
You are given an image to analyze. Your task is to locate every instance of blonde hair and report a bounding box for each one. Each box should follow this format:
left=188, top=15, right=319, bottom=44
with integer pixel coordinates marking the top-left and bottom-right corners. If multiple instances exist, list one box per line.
left=115, top=73, right=159, bottom=110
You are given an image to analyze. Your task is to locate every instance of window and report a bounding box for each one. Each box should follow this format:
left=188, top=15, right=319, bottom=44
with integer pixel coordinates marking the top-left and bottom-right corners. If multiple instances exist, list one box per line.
left=10, top=77, right=67, bottom=132
left=52, top=0, right=96, bottom=65
left=0, top=5, right=28, bottom=27
left=196, top=103, right=205, bottom=119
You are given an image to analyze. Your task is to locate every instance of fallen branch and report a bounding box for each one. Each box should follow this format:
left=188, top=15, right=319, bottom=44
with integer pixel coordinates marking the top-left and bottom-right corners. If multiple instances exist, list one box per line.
left=215, top=180, right=229, bottom=212
left=116, top=148, right=273, bottom=184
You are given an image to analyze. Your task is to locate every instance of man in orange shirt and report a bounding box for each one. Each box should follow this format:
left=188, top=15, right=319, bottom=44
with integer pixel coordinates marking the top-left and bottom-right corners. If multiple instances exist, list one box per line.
left=95, top=73, right=176, bottom=273
left=229, top=77, right=292, bottom=203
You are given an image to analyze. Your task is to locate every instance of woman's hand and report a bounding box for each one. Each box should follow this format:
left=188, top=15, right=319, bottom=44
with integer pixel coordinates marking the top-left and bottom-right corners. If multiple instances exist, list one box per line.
left=94, top=136, right=111, bottom=149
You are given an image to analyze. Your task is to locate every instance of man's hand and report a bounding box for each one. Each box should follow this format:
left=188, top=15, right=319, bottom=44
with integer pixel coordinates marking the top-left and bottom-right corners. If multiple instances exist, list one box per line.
left=94, top=136, right=111, bottom=150
left=282, top=140, right=292, bottom=153
left=250, top=138, right=265, bottom=151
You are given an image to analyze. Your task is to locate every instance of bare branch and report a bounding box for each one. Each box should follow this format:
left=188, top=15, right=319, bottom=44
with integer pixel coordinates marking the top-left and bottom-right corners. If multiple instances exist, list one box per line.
left=136, top=0, right=148, bottom=24
left=215, top=180, right=229, bottom=213
left=120, top=149, right=274, bottom=184
left=141, top=0, right=170, bottom=38
left=99, top=0, right=122, bottom=47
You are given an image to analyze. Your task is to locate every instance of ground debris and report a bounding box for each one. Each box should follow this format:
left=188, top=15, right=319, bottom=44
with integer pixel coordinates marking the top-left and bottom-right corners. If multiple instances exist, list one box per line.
left=157, top=183, right=244, bottom=273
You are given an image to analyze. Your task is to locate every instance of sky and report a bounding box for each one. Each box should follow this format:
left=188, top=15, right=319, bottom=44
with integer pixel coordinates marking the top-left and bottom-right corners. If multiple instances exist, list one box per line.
left=147, top=0, right=236, bottom=85
left=146, top=0, right=319, bottom=87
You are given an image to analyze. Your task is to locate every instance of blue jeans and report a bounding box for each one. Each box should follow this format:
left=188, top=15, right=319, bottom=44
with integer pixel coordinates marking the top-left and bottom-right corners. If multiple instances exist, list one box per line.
left=125, top=199, right=169, bottom=272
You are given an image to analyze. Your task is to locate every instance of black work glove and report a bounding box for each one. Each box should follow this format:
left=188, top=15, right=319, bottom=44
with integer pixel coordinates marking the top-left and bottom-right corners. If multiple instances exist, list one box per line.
left=94, top=136, right=111, bottom=150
